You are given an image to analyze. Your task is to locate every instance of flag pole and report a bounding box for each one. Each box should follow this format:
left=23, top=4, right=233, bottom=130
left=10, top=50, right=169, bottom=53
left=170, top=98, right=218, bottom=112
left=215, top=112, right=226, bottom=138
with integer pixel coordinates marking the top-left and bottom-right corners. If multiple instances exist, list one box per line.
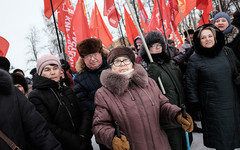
left=125, top=0, right=166, bottom=94
left=114, top=3, right=126, bottom=46
left=170, top=22, right=180, bottom=50
left=156, top=0, right=167, bottom=41
left=178, top=4, right=193, bottom=47
left=50, top=0, right=65, bottom=59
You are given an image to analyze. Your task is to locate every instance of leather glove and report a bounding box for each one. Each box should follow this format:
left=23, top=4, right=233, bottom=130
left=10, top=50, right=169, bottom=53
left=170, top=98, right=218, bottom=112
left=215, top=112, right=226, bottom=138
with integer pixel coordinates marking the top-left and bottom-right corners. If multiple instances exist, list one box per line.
left=176, top=112, right=194, bottom=133
left=112, top=135, right=130, bottom=150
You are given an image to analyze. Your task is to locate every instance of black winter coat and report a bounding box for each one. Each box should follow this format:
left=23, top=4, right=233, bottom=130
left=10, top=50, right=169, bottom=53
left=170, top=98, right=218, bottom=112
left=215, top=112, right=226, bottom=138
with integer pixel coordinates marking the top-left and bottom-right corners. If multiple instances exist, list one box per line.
left=74, top=57, right=108, bottom=115
left=186, top=24, right=240, bottom=149
left=0, top=69, right=62, bottom=150
left=29, top=75, right=92, bottom=150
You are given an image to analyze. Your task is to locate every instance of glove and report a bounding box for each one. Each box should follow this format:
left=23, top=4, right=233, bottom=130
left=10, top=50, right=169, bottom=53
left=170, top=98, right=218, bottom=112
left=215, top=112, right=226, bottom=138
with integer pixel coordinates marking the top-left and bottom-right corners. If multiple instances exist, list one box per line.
left=176, top=112, right=194, bottom=133
left=112, top=135, right=130, bottom=150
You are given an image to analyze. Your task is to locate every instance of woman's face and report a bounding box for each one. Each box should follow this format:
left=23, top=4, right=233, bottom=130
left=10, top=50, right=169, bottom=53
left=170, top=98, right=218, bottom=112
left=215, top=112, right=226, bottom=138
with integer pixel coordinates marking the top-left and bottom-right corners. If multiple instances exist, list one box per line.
left=149, top=43, right=162, bottom=54
left=200, top=29, right=215, bottom=48
left=111, top=56, right=133, bottom=74
left=214, top=17, right=229, bottom=31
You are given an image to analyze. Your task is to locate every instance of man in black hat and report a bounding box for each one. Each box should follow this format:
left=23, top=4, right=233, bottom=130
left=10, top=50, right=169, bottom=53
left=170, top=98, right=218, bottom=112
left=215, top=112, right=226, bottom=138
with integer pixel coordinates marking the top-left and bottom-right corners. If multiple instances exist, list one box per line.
left=180, top=29, right=194, bottom=53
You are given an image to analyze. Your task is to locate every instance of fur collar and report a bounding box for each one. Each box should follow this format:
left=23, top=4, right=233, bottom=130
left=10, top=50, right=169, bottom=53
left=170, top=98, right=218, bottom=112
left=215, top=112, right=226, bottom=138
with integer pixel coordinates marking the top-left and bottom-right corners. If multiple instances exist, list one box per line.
left=75, top=48, right=109, bottom=73
left=100, top=64, right=148, bottom=95
left=225, top=25, right=239, bottom=44
left=0, top=69, right=13, bottom=95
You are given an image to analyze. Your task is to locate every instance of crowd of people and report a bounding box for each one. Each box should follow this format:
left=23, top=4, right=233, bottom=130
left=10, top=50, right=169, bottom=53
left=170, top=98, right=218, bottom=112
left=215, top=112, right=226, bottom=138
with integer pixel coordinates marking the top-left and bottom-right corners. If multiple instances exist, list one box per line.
left=0, top=10, right=240, bottom=150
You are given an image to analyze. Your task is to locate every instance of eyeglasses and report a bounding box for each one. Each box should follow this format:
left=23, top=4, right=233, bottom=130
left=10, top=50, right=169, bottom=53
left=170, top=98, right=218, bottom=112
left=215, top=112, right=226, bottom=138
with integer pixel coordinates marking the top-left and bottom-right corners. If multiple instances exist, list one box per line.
left=151, top=43, right=162, bottom=48
left=84, top=53, right=100, bottom=60
left=111, top=59, right=132, bottom=67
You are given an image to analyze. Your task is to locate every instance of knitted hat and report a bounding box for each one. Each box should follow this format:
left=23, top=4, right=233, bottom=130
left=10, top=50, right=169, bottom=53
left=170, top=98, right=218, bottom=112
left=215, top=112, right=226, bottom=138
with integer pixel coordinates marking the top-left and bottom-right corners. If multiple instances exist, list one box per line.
left=107, top=46, right=135, bottom=65
left=11, top=73, right=28, bottom=93
left=77, top=38, right=102, bottom=58
left=0, top=56, right=10, bottom=72
left=36, top=54, right=61, bottom=75
left=213, top=12, right=231, bottom=25
left=13, top=68, right=25, bottom=76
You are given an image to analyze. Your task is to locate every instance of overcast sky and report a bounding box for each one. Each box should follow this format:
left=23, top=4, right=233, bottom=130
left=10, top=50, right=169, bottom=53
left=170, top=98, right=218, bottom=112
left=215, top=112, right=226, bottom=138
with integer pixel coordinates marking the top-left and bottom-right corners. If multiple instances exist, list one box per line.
left=0, top=0, right=111, bottom=77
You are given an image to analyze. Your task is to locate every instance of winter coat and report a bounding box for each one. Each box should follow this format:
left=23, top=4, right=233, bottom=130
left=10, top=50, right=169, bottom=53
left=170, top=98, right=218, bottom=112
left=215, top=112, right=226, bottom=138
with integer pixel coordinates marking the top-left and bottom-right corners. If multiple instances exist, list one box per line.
left=147, top=54, right=185, bottom=130
left=29, top=75, right=92, bottom=150
left=224, top=25, right=240, bottom=61
left=74, top=50, right=109, bottom=115
left=186, top=24, right=240, bottom=149
left=0, top=69, right=62, bottom=150
left=92, top=64, right=181, bottom=150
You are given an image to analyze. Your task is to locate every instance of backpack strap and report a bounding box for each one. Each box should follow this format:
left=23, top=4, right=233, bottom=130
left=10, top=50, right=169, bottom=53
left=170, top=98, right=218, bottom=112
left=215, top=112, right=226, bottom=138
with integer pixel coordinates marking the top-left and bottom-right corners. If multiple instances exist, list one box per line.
left=0, top=130, right=21, bottom=150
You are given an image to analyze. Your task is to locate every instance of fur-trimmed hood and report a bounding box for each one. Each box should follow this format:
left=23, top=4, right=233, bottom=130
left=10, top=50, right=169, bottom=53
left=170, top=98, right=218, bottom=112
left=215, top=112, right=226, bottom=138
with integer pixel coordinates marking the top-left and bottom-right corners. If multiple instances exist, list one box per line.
left=75, top=48, right=109, bottom=73
left=0, top=69, right=12, bottom=95
left=100, top=64, right=148, bottom=95
left=140, top=31, right=167, bottom=58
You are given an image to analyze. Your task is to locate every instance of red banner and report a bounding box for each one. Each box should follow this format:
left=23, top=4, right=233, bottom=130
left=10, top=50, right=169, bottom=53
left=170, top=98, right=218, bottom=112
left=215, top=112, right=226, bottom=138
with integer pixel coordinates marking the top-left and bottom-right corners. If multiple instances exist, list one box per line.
left=148, top=0, right=171, bottom=37
left=124, top=5, right=139, bottom=45
left=89, top=3, right=113, bottom=47
left=72, top=0, right=90, bottom=43
left=103, top=0, right=121, bottom=28
left=137, top=0, right=149, bottom=33
left=0, top=36, right=9, bottom=57
left=197, top=0, right=213, bottom=27
left=44, top=0, right=64, bottom=18
left=57, top=0, right=79, bottom=71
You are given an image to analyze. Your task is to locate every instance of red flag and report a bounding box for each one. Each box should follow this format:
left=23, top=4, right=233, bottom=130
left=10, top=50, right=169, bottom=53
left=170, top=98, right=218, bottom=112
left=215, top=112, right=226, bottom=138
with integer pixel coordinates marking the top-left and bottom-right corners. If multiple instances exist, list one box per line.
left=123, top=5, right=139, bottom=45
left=197, top=0, right=213, bottom=27
left=103, top=0, right=121, bottom=28
left=0, top=36, right=9, bottom=57
left=72, top=0, right=91, bottom=43
left=137, top=0, right=149, bottom=33
left=89, top=3, right=113, bottom=47
left=174, top=0, right=196, bottom=25
left=57, top=0, right=79, bottom=71
left=148, top=0, right=171, bottom=37
left=44, top=0, right=64, bottom=18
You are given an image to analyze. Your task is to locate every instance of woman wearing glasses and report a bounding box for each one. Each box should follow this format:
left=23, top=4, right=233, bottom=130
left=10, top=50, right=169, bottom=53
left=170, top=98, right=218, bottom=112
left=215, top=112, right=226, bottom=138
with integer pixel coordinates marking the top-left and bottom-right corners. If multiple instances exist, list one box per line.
left=92, top=46, right=193, bottom=150
left=140, top=31, right=189, bottom=150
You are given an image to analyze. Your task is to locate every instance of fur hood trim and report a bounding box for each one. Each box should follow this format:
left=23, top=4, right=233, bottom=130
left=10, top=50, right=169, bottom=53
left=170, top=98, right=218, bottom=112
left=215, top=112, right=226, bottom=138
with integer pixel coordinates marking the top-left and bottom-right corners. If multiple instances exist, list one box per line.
left=100, top=64, right=148, bottom=95
left=0, top=69, right=12, bottom=95
left=75, top=48, right=109, bottom=73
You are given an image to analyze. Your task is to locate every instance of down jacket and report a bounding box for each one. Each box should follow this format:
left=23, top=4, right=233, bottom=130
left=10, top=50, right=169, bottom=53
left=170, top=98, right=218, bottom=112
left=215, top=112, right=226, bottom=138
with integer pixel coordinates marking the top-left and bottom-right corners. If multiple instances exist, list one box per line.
left=0, top=69, right=61, bottom=150
left=186, top=24, right=240, bottom=149
left=29, top=75, right=92, bottom=150
left=92, top=64, right=181, bottom=150
left=74, top=49, right=109, bottom=115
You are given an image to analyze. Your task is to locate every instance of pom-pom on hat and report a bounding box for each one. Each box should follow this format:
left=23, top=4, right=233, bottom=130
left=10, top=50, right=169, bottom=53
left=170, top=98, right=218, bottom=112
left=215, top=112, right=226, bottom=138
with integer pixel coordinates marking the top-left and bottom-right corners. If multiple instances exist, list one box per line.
left=107, top=46, right=135, bottom=65
left=77, top=38, right=103, bottom=58
left=36, top=54, right=61, bottom=75
left=213, top=12, right=231, bottom=24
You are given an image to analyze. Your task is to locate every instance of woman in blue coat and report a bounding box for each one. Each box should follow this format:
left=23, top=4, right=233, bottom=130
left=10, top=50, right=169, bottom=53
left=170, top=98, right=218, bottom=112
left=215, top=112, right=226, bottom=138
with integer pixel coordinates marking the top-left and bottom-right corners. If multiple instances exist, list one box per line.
left=186, top=24, right=240, bottom=150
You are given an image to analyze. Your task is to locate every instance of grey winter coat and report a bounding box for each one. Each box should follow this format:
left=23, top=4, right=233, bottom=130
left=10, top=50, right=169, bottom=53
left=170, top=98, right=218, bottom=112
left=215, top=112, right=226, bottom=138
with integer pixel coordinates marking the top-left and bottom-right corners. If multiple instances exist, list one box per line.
left=92, top=64, right=181, bottom=150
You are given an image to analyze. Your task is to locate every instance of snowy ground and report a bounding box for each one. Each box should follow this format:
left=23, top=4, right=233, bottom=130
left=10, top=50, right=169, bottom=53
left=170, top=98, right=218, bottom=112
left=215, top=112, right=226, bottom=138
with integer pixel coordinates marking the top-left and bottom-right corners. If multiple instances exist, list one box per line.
left=91, top=121, right=240, bottom=150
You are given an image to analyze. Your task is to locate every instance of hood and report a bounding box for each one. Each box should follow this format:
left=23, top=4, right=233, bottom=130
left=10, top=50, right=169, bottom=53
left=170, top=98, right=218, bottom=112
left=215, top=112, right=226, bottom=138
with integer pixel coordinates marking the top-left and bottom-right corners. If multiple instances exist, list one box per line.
left=0, top=69, right=12, bottom=95
left=140, top=31, right=167, bottom=58
left=32, top=75, right=59, bottom=89
left=193, top=24, right=225, bottom=57
left=75, top=48, right=109, bottom=73
left=100, top=64, right=148, bottom=95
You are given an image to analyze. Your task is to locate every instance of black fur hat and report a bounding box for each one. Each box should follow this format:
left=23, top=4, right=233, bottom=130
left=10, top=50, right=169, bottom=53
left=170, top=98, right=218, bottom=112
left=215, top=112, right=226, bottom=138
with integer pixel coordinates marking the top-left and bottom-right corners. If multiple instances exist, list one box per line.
left=11, top=73, right=28, bottom=93
left=0, top=56, right=10, bottom=72
left=140, top=31, right=166, bottom=57
left=76, top=38, right=103, bottom=58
